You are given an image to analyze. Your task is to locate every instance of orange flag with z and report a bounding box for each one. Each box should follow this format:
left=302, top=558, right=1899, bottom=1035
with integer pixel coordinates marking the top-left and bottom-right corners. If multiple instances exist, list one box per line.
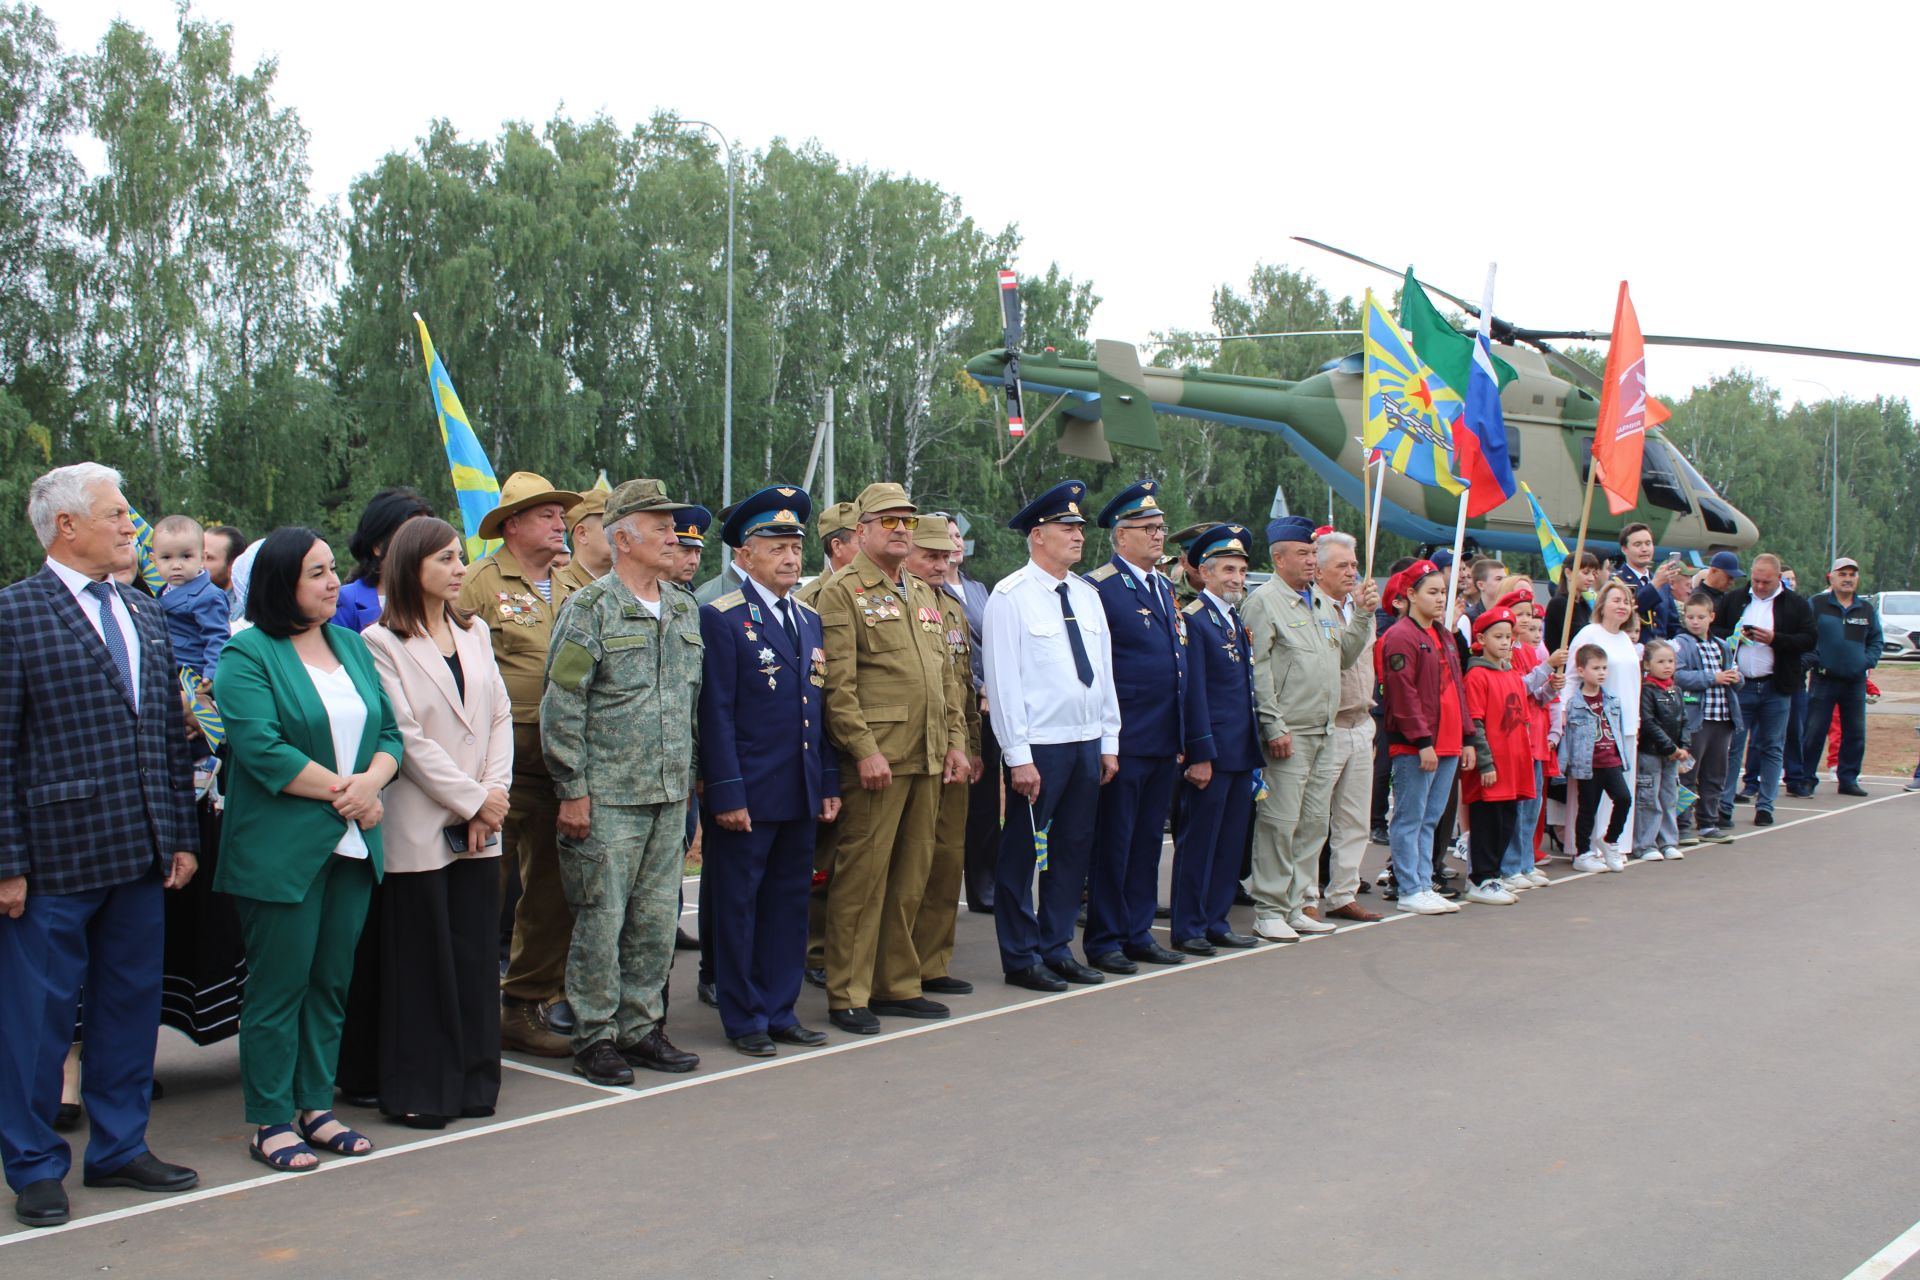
left=1592, top=282, right=1667, bottom=516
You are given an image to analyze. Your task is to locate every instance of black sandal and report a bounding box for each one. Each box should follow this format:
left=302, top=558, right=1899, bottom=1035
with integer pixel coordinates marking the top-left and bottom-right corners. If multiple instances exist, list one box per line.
left=250, top=1124, right=320, bottom=1172
left=297, top=1110, right=375, bottom=1156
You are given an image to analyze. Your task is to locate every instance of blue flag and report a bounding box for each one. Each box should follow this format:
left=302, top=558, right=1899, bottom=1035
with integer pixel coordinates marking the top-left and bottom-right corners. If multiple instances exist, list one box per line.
left=416, top=315, right=501, bottom=561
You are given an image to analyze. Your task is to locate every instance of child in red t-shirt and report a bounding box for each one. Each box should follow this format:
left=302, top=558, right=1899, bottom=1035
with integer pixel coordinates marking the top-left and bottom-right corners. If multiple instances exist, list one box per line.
left=1462, top=608, right=1535, bottom=905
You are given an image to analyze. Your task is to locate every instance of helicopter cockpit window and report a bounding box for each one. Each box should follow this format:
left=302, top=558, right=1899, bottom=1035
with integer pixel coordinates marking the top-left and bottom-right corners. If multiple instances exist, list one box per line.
left=1504, top=424, right=1521, bottom=466
left=1639, top=439, right=1692, bottom=513
left=1672, top=448, right=1722, bottom=499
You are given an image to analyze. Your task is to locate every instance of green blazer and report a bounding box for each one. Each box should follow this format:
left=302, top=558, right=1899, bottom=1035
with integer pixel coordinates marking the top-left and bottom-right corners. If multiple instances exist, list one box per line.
left=212, top=624, right=404, bottom=903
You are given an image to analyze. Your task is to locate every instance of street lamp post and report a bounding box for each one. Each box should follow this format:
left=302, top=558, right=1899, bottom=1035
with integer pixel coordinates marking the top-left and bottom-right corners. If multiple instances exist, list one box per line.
left=1790, top=378, right=1838, bottom=565
left=668, top=118, right=736, bottom=506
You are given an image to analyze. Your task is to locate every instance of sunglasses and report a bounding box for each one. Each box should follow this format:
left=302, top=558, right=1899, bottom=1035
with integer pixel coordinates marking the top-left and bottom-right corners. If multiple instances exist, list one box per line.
left=864, top=514, right=919, bottom=531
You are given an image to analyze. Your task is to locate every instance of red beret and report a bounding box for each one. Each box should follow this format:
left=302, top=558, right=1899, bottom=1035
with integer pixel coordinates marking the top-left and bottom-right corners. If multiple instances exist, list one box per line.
left=1492, top=587, right=1534, bottom=611
left=1472, top=606, right=1518, bottom=637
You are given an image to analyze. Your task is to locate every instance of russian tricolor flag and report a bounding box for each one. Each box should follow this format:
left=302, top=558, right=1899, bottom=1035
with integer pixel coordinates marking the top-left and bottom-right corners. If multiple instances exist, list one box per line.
left=1456, top=327, right=1517, bottom=518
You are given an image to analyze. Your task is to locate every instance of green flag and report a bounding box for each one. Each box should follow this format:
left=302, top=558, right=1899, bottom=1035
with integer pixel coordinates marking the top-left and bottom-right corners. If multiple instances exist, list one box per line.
left=1400, top=267, right=1518, bottom=394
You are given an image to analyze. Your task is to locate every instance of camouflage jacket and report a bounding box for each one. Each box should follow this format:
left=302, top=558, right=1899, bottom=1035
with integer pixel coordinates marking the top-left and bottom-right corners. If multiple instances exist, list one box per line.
left=540, top=571, right=703, bottom=805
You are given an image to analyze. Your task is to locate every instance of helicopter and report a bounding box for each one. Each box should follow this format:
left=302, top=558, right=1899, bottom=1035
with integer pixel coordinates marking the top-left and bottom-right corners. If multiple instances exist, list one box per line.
left=966, top=240, right=1920, bottom=557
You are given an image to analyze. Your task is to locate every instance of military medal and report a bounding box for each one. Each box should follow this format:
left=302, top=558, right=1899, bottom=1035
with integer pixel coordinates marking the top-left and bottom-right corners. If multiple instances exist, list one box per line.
left=809, top=645, right=827, bottom=686
left=760, top=662, right=780, bottom=690
left=758, top=647, right=776, bottom=664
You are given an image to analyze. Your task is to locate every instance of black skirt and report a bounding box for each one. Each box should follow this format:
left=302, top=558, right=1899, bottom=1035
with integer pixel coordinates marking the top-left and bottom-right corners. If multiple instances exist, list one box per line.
left=159, top=784, right=248, bottom=1046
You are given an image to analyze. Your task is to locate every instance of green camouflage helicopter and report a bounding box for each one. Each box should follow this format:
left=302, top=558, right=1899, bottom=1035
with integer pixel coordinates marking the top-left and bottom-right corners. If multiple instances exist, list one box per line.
left=967, top=241, right=1920, bottom=557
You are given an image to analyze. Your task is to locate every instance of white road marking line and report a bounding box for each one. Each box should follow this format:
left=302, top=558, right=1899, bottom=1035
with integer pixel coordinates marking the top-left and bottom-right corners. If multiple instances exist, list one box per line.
left=7, top=785, right=1914, bottom=1250
left=1842, top=1215, right=1920, bottom=1280
left=499, top=1056, right=627, bottom=1093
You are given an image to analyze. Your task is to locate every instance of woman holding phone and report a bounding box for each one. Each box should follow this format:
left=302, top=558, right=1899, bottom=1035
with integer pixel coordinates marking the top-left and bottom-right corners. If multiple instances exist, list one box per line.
left=361, top=518, right=513, bottom=1128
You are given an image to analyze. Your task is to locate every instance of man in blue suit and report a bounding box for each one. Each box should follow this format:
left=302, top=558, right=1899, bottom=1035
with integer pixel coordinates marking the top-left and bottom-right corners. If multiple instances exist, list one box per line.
left=0, top=463, right=202, bottom=1228
left=697, top=486, right=840, bottom=1057
left=1168, top=525, right=1264, bottom=955
left=1082, top=479, right=1203, bottom=973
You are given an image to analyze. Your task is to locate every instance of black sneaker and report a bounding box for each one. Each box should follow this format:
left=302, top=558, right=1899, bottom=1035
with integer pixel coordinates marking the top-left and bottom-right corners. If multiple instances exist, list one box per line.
left=1369, top=824, right=1390, bottom=846
left=574, top=1039, right=634, bottom=1087
left=1733, top=791, right=1754, bottom=805
left=1753, top=809, right=1774, bottom=826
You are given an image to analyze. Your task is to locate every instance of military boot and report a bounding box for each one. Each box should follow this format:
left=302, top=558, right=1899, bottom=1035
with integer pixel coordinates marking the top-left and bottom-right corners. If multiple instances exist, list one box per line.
left=501, top=996, right=571, bottom=1058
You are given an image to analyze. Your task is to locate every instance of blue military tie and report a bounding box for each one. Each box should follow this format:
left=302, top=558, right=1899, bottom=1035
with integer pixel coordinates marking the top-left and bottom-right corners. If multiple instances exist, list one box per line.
left=85, top=580, right=136, bottom=702
left=776, top=595, right=801, bottom=653
left=1055, top=583, right=1095, bottom=687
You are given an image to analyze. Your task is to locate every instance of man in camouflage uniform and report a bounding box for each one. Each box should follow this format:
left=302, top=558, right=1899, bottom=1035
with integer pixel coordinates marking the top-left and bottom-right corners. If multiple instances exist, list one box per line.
left=541, top=479, right=705, bottom=1085
left=902, top=515, right=982, bottom=998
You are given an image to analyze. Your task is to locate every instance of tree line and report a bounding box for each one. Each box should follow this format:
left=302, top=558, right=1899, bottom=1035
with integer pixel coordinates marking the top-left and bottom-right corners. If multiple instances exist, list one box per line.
left=3, top=5, right=1916, bottom=593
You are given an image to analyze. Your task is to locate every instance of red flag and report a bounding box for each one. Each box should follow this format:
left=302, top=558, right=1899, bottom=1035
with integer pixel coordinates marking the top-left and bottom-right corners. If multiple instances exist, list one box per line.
left=1592, top=282, right=1650, bottom=516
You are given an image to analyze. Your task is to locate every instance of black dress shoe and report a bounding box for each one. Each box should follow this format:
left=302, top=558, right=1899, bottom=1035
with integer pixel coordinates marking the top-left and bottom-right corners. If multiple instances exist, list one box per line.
left=575, top=1039, right=636, bottom=1086
left=1208, top=930, right=1260, bottom=949
left=620, top=1026, right=700, bottom=1073
left=870, top=997, right=949, bottom=1020
left=803, top=967, right=827, bottom=989
left=338, top=1088, right=381, bottom=1109
left=921, top=975, right=974, bottom=995
left=83, top=1152, right=199, bottom=1193
left=1734, top=791, right=1754, bottom=805
left=674, top=926, right=700, bottom=951
left=540, top=998, right=577, bottom=1036
left=829, top=1007, right=881, bottom=1034
left=1124, top=941, right=1185, bottom=966
left=1175, top=937, right=1217, bottom=956
left=1233, top=888, right=1257, bottom=907
left=1076, top=905, right=1088, bottom=927
left=1153, top=904, right=1171, bottom=919
left=459, top=1105, right=496, bottom=1119
left=729, top=1033, right=777, bottom=1058
left=1045, top=957, right=1105, bottom=985
left=1839, top=783, right=1869, bottom=797
left=1754, top=808, right=1775, bottom=826
left=1357, top=879, right=1372, bottom=896
left=1005, top=964, right=1068, bottom=993
left=696, top=981, right=719, bottom=1008
left=390, top=1113, right=448, bottom=1130
left=768, top=1024, right=828, bottom=1046
left=14, top=1179, right=67, bottom=1227
left=1086, top=951, right=1138, bottom=976
left=54, top=1102, right=81, bottom=1132
left=1369, top=824, right=1390, bottom=845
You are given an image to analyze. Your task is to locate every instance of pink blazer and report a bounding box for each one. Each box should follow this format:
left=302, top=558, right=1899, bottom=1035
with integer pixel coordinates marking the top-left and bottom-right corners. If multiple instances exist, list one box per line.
left=363, top=618, right=514, bottom=874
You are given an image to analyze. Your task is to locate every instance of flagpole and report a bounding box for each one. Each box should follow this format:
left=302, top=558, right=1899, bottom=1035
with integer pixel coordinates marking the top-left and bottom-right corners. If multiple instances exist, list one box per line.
left=1364, top=453, right=1386, bottom=584
left=1442, top=489, right=1469, bottom=629
left=1562, top=461, right=1599, bottom=652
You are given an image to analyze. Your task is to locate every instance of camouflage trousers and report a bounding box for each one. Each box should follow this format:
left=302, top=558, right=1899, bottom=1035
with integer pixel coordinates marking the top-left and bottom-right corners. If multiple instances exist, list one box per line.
left=558, top=799, right=687, bottom=1053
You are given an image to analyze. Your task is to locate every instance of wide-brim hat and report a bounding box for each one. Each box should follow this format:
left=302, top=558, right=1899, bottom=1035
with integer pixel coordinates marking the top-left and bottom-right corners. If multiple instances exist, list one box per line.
left=480, top=471, right=584, bottom=540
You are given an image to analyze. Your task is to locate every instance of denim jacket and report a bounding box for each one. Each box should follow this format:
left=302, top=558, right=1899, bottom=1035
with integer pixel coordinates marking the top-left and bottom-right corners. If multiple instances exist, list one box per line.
left=1556, top=685, right=1629, bottom=781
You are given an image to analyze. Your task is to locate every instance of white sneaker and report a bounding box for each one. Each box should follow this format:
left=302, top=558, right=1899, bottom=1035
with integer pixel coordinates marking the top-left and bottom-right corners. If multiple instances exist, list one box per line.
left=1661, top=845, right=1683, bottom=860
left=1571, top=852, right=1605, bottom=873
left=1636, top=848, right=1665, bottom=862
left=1466, top=880, right=1518, bottom=905
left=1288, top=912, right=1337, bottom=935
left=1603, top=849, right=1628, bottom=873
left=1448, top=835, right=1470, bottom=862
left=1498, top=874, right=1533, bottom=893
left=1395, top=889, right=1455, bottom=915
left=1252, top=917, right=1299, bottom=942
left=1526, top=869, right=1551, bottom=887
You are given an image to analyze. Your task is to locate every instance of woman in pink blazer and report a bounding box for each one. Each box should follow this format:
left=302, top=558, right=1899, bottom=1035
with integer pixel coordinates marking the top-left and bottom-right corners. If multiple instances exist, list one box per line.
left=360, top=518, right=513, bottom=1128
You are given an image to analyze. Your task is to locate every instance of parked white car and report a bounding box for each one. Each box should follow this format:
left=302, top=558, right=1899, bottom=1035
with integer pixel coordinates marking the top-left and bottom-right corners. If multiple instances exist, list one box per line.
left=1876, top=591, right=1920, bottom=660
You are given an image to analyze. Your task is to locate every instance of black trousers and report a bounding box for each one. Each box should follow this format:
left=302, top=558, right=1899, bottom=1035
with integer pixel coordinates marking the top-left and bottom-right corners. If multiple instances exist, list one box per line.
left=1369, top=715, right=1391, bottom=829
left=378, top=859, right=502, bottom=1119
left=1432, top=775, right=1460, bottom=875
left=1468, top=799, right=1518, bottom=885
left=963, top=710, right=1003, bottom=912
left=1575, top=766, right=1632, bottom=854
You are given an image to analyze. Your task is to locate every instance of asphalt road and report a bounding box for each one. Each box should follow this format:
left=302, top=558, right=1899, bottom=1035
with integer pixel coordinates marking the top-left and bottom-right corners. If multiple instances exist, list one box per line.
left=4, top=779, right=1917, bottom=1279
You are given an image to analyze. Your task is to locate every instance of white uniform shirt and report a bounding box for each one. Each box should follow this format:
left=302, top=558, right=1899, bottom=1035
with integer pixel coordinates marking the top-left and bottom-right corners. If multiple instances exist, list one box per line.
left=46, top=557, right=142, bottom=712
left=983, top=559, right=1121, bottom=768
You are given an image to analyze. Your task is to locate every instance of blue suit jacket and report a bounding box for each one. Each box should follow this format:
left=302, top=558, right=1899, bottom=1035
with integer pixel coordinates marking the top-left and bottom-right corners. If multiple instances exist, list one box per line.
left=1086, top=557, right=1202, bottom=757
left=1181, top=595, right=1262, bottom=772
left=159, top=569, right=230, bottom=677
left=698, top=586, right=838, bottom=822
left=0, top=567, right=199, bottom=894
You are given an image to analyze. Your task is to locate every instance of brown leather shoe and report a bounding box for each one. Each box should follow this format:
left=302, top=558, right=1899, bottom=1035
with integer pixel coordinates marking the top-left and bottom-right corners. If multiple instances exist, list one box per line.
left=1325, top=902, right=1382, bottom=922
left=1301, top=905, right=1321, bottom=921
left=501, top=998, right=571, bottom=1057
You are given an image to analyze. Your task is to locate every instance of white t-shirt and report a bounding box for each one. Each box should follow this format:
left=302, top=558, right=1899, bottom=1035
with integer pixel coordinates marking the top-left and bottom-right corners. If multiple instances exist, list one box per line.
left=1563, top=623, right=1642, bottom=740
left=1735, top=588, right=1779, bottom=679
left=305, top=662, right=370, bottom=860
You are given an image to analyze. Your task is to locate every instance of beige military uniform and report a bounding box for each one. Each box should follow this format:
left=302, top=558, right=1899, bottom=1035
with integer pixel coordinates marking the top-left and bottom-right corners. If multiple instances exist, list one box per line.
left=1241, top=577, right=1374, bottom=929
left=457, top=547, right=579, bottom=1002
left=554, top=559, right=602, bottom=596
left=816, top=549, right=967, bottom=1010
left=912, top=584, right=982, bottom=984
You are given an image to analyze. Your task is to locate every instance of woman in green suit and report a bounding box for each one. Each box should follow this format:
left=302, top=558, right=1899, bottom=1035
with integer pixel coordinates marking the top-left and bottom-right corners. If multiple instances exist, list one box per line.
left=214, top=527, right=402, bottom=1171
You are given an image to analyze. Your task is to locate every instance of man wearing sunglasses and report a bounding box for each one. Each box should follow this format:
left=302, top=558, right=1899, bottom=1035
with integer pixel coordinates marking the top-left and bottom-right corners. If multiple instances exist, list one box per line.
left=813, top=484, right=970, bottom=1036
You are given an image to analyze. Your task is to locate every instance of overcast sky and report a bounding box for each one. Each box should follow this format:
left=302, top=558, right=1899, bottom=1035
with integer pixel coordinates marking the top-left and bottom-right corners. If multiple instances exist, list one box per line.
left=45, top=1, right=1920, bottom=411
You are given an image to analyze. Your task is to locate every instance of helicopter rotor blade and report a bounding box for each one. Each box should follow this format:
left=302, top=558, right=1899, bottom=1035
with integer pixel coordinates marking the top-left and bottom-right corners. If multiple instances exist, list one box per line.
left=1639, top=335, right=1920, bottom=367
left=1290, top=237, right=1482, bottom=314
left=997, top=269, right=1026, bottom=438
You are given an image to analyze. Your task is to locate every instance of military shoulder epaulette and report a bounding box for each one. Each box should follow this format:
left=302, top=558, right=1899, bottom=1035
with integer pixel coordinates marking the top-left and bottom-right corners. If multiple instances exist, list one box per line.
left=711, top=591, right=746, bottom=612
left=990, top=567, right=1028, bottom=595
left=793, top=596, right=819, bottom=615
left=1182, top=598, right=1204, bottom=617
left=572, top=581, right=606, bottom=610
left=1086, top=563, right=1120, bottom=583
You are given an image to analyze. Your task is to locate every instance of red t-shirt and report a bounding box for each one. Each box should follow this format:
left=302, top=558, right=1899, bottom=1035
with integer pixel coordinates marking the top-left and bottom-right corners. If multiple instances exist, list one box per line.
left=1463, top=663, right=1538, bottom=804
left=1510, top=643, right=1555, bottom=765
left=1586, top=691, right=1622, bottom=768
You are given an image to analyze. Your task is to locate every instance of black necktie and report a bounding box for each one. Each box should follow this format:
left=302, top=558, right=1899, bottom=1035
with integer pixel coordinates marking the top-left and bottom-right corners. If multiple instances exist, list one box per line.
left=1056, top=583, right=1094, bottom=687
left=776, top=596, right=800, bottom=652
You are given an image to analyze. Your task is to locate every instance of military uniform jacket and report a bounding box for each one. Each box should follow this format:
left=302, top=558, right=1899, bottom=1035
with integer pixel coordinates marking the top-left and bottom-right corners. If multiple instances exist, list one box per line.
left=541, top=573, right=703, bottom=805
left=553, top=558, right=601, bottom=597
left=1242, top=576, right=1373, bottom=740
left=1181, top=592, right=1261, bottom=772
left=697, top=583, right=838, bottom=822
left=1086, top=557, right=1203, bottom=758
left=457, top=547, right=578, bottom=724
left=815, top=551, right=967, bottom=775
left=933, top=587, right=982, bottom=757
